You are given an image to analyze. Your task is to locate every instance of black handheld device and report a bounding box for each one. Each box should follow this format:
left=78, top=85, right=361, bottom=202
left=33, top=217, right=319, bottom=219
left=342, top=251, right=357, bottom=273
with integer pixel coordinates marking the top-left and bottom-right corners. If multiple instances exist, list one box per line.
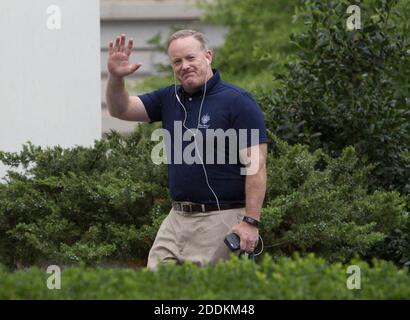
left=224, top=233, right=241, bottom=251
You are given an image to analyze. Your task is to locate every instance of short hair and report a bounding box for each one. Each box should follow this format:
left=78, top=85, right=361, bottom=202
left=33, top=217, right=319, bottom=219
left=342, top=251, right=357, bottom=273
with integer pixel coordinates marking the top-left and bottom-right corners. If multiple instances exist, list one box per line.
left=166, top=29, right=208, bottom=52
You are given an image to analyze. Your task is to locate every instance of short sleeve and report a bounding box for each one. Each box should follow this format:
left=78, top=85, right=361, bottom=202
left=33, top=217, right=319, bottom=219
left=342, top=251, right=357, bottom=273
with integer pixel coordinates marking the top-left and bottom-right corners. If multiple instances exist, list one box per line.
left=138, top=88, right=166, bottom=123
left=232, top=92, right=268, bottom=148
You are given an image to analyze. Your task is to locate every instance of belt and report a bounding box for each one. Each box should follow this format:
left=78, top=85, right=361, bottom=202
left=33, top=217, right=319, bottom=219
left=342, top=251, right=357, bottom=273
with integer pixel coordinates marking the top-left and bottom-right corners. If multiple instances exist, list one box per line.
left=173, top=202, right=245, bottom=213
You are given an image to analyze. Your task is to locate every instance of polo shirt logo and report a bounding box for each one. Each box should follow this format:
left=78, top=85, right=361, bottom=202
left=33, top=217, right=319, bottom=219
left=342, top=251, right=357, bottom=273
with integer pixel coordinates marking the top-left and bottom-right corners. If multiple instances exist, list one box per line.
left=198, top=113, right=210, bottom=129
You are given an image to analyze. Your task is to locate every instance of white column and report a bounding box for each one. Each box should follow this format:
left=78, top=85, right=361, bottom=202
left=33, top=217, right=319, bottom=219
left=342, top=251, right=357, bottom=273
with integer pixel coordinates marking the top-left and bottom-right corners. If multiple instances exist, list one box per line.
left=0, top=0, right=101, bottom=180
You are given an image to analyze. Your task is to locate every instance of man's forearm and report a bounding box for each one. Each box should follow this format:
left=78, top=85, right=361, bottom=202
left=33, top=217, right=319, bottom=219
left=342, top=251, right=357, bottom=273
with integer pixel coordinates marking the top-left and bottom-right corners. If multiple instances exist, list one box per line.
left=245, top=165, right=266, bottom=220
left=106, top=75, right=129, bottom=117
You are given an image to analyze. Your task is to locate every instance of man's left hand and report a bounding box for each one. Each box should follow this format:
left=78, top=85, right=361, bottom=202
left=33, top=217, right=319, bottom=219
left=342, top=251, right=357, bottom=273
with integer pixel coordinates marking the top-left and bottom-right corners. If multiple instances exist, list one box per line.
left=230, top=221, right=259, bottom=253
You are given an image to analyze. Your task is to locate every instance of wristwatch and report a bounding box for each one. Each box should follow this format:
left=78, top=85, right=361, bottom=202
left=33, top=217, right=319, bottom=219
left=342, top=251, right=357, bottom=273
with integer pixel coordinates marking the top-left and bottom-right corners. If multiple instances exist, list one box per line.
left=243, top=216, right=260, bottom=228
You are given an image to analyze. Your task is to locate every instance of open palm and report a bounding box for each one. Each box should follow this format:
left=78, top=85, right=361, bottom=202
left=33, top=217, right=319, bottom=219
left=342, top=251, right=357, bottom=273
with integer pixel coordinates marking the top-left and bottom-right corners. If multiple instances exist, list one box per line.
left=107, top=34, right=141, bottom=78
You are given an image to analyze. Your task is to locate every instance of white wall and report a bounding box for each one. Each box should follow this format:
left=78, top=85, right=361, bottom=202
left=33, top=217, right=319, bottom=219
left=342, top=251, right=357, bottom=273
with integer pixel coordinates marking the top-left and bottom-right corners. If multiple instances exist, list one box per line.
left=0, top=0, right=101, bottom=180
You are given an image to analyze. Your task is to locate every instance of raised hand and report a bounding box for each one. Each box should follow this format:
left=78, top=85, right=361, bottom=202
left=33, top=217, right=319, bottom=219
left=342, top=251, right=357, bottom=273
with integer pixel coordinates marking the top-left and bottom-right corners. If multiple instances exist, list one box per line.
left=107, top=34, right=142, bottom=78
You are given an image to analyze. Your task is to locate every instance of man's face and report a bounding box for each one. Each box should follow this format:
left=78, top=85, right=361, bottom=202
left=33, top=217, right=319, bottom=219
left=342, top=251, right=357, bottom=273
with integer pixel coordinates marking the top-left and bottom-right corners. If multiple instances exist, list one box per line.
left=168, top=36, right=212, bottom=93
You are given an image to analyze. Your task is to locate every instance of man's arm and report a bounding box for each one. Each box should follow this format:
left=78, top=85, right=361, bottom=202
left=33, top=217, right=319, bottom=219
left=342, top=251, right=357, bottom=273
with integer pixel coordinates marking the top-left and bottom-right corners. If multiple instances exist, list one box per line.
left=106, top=76, right=150, bottom=122
left=231, top=143, right=267, bottom=252
left=106, top=34, right=150, bottom=122
left=244, top=143, right=267, bottom=222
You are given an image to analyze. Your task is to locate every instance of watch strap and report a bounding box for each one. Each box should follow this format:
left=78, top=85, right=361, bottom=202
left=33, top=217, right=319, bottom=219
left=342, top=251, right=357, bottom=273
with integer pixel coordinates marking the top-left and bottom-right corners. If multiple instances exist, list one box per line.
left=243, top=216, right=260, bottom=228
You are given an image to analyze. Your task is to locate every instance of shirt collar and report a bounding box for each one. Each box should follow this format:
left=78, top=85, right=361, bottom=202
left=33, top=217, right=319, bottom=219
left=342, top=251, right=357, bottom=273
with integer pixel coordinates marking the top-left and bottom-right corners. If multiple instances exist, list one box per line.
left=178, top=68, right=221, bottom=97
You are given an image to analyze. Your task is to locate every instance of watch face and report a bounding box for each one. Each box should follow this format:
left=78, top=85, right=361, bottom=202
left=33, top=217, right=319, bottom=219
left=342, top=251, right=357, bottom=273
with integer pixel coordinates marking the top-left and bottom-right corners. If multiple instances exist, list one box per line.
left=243, top=216, right=259, bottom=227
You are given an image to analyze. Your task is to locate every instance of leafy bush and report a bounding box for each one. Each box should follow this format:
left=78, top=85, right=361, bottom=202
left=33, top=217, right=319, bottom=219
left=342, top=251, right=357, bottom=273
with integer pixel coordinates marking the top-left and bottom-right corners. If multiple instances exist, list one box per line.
left=367, top=218, right=410, bottom=267
left=259, top=134, right=409, bottom=263
left=0, top=125, right=169, bottom=269
left=0, top=254, right=409, bottom=299
left=1, top=128, right=408, bottom=268
left=200, top=0, right=304, bottom=76
left=261, top=0, right=410, bottom=192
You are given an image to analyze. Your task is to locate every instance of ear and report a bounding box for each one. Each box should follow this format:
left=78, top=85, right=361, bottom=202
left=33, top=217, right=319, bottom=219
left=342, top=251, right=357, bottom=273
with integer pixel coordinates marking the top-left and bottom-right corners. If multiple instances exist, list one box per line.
left=206, top=49, right=212, bottom=66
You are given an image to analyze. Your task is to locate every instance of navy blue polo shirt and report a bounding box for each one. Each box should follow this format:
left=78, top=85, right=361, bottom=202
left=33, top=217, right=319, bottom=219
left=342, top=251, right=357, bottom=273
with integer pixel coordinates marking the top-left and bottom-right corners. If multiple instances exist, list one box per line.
left=138, top=69, right=268, bottom=204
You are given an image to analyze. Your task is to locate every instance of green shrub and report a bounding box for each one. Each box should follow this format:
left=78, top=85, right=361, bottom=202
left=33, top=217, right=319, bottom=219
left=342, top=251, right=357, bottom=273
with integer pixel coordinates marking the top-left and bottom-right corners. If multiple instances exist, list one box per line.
left=260, top=134, right=409, bottom=263
left=0, top=254, right=409, bottom=299
left=200, top=0, right=304, bottom=76
left=261, top=0, right=410, bottom=192
left=367, top=218, right=410, bottom=267
left=1, top=128, right=408, bottom=268
left=0, top=125, right=169, bottom=268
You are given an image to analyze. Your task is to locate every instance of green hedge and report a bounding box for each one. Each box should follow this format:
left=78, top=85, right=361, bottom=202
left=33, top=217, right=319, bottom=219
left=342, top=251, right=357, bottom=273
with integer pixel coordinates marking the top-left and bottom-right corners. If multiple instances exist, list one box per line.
left=201, top=0, right=304, bottom=77
left=261, top=0, right=410, bottom=193
left=261, top=135, right=409, bottom=264
left=0, top=254, right=409, bottom=299
left=0, top=126, right=170, bottom=268
left=1, top=128, right=409, bottom=268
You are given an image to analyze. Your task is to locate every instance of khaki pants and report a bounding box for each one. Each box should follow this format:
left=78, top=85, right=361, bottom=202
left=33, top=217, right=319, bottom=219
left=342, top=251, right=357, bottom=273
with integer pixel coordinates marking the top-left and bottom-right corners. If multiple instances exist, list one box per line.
left=147, top=206, right=245, bottom=270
